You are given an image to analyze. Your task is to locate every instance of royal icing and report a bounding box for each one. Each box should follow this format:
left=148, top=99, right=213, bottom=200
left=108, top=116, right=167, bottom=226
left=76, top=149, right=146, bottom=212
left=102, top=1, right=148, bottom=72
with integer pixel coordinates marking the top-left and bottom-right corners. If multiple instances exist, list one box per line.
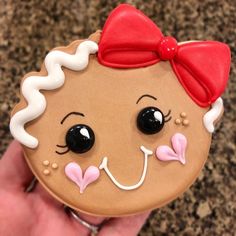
left=99, top=146, right=153, bottom=191
left=156, top=133, right=187, bottom=165
left=98, top=4, right=230, bottom=107
left=175, top=118, right=181, bottom=125
left=65, top=162, right=100, bottom=194
left=10, top=41, right=98, bottom=148
left=43, top=169, right=50, bottom=176
left=182, top=119, right=189, bottom=126
left=203, top=97, right=223, bottom=133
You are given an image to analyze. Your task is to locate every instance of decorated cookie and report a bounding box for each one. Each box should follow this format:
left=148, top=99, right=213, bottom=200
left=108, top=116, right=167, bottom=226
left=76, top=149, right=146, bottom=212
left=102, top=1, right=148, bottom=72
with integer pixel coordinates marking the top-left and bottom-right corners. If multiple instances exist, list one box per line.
left=9, top=4, right=230, bottom=216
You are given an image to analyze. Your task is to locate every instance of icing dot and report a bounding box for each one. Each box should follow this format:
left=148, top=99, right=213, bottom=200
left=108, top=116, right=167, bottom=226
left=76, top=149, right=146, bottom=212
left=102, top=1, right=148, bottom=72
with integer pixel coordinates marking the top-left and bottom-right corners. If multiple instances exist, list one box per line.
left=183, top=119, right=189, bottom=126
left=52, top=163, right=58, bottom=169
left=180, top=112, right=187, bottom=118
left=175, top=118, right=181, bottom=125
left=43, top=160, right=50, bottom=166
left=43, top=169, right=50, bottom=175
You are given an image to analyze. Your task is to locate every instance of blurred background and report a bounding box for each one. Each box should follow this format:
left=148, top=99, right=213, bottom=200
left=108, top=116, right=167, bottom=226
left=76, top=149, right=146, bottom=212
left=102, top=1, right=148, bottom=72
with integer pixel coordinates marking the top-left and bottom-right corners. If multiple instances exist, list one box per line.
left=0, top=0, right=235, bottom=235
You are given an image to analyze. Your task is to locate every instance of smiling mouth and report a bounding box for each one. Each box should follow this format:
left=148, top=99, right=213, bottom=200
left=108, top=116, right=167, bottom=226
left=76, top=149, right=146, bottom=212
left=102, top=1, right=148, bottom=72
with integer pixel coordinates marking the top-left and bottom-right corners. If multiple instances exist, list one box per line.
left=99, top=146, right=153, bottom=191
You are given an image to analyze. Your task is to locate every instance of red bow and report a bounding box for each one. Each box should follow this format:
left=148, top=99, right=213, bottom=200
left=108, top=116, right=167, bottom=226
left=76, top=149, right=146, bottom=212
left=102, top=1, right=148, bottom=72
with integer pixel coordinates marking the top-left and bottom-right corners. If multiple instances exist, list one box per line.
left=98, top=4, right=231, bottom=107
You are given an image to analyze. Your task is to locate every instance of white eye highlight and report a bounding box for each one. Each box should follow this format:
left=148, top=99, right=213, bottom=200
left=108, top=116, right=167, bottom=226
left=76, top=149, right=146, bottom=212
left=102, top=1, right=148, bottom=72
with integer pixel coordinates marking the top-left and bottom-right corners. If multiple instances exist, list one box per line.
left=154, top=111, right=163, bottom=124
left=80, top=128, right=90, bottom=138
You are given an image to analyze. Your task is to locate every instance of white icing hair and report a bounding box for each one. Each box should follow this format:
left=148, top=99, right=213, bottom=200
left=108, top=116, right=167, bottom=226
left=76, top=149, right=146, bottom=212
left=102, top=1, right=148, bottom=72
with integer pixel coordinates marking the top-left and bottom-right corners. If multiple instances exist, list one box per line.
left=10, top=41, right=98, bottom=148
left=203, top=97, right=223, bottom=133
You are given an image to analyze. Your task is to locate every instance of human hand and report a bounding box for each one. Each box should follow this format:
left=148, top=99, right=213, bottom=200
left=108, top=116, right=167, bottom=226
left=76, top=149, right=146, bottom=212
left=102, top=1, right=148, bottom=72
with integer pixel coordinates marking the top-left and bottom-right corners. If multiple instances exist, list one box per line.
left=0, top=140, right=150, bottom=236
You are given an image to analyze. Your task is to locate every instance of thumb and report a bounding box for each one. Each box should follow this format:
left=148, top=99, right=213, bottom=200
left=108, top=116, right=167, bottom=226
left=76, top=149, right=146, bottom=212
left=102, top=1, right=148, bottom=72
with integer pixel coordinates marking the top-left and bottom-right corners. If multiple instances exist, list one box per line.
left=98, top=211, right=150, bottom=236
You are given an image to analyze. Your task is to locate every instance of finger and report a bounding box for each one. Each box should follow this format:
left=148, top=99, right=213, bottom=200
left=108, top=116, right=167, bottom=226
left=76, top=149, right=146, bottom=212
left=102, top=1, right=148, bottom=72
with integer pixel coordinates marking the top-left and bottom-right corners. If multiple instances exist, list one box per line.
left=67, top=209, right=105, bottom=236
left=33, top=184, right=95, bottom=236
left=33, top=183, right=106, bottom=223
left=32, top=181, right=63, bottom=209
left=34, top=179, right=107, bottom=224
left=31, top=184, right=90, bottom=236
left=77, top=212, right=107, bottom=226
left=98, top=211, right=151, bottom=236
left=0, top=140, right=33, bottom=189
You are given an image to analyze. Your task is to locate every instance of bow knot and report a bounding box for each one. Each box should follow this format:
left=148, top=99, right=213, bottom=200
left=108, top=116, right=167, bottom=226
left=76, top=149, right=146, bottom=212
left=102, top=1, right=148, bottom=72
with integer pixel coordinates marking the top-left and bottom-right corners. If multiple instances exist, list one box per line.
left=158, top=36, right=178, bottom=60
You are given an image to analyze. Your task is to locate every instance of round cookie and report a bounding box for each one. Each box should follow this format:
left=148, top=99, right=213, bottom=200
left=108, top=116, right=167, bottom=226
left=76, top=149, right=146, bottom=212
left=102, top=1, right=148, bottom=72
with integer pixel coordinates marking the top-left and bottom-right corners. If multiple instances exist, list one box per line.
left=9, top=4, right=230, bottom=217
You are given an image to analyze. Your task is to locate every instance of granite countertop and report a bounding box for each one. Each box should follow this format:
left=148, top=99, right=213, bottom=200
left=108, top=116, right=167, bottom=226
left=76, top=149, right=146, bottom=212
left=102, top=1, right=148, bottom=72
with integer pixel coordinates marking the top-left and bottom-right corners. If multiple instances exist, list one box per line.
left=0, top=1, right=235, bottom=235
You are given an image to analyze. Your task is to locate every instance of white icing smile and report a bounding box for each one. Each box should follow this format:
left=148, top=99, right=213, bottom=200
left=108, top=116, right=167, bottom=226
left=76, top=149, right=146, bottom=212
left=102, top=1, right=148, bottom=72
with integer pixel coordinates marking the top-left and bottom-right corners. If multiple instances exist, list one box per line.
left=99, top=146, right=153, bottom=190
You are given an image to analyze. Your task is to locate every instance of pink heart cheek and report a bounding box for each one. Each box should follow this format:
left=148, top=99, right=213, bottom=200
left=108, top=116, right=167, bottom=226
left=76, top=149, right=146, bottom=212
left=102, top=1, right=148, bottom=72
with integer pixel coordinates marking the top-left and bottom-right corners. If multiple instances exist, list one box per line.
left=65, top=162, right=100, bottom=194
left=65, top=162, right=83, bottom=185
left=80, top=166, right=100, bottom=193
left=155, top=133, right=187, bottom=165
left=171, top=133, right=187, bottom=159
left=156, top=145, right=179, bottom=162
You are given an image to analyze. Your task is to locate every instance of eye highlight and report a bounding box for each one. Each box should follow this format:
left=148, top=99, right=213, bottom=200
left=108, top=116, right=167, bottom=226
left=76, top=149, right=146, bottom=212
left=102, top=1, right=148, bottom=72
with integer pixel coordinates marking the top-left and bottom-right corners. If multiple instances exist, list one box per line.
left=137, top=106, right=171, bottom=134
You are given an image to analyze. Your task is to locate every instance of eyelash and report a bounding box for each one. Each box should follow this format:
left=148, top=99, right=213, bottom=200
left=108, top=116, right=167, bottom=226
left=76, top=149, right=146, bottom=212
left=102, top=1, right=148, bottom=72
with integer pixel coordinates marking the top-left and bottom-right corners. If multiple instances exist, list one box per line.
left=164, top=109, right=172, bottom=122
left=55, top=144, right=69, bottom=155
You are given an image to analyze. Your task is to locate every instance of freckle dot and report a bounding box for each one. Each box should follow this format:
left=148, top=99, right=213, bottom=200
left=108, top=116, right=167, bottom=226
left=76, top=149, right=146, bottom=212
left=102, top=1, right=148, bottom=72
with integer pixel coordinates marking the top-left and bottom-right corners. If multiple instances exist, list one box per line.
left=43, top=169, right=50, bottom=175
left=52, top=163, right=58, bottom=169
left=43, top=160, right=50, bottom=166
left=180, top=112, right=187, bottom=118
left=183, top=119, right=189, bottom=126
left=175, top=118, right=181, bottom=125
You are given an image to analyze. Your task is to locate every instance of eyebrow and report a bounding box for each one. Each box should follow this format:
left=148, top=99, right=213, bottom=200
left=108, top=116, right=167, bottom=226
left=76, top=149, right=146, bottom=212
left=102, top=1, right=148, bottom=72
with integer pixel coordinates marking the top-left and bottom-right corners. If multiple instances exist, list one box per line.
left=136, top=94, right=157, bottom=104
left=60, top=112, right=85, bottom=124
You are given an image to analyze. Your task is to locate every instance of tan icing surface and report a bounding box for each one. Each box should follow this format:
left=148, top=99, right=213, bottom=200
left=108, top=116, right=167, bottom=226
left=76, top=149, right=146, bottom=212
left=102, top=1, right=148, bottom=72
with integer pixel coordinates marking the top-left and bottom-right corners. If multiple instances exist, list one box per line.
left=12, top=36, right=212, bottom=216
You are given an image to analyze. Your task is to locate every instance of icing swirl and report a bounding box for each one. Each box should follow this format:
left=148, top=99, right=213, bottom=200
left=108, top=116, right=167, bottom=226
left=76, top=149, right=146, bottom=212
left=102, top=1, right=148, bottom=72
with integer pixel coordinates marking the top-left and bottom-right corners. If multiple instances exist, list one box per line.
left=10, top=41, right=98, bottom=148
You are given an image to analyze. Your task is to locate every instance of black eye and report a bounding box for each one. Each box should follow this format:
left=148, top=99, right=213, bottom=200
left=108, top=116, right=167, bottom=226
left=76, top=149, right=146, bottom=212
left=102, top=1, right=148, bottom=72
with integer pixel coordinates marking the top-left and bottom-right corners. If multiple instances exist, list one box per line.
left=137, top=106, right=165, bottom=134
left=65, top=124, right=95, bottom=153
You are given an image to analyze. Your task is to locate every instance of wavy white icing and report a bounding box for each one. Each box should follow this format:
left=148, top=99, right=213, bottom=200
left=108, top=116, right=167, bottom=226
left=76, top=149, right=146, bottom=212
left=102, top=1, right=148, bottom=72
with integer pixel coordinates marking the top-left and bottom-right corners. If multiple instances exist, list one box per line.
left=203, top=97, right=223, bottom=133
left=99, top=146, right=153, bottom=190
left=10, top=41, right=98, bottom=148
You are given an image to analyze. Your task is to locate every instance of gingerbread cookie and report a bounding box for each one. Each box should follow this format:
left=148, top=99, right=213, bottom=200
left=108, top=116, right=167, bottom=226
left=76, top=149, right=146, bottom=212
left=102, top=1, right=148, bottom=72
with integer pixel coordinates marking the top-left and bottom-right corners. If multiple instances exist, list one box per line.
left=9, top=4, right=230, bottom=216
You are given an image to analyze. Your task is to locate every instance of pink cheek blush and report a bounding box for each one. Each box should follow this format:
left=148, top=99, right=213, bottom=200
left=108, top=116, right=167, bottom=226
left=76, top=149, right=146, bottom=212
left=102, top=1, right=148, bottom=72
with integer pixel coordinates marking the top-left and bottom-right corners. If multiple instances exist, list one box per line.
left=65, top=162, right=100, bottom=194
left=156, top=133, right=187, bottom=165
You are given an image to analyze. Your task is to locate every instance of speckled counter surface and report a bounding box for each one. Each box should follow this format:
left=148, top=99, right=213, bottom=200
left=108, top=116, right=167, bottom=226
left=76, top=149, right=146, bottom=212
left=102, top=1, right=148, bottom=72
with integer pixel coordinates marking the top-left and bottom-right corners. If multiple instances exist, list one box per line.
left=0, top=1, right=235, bottom=235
